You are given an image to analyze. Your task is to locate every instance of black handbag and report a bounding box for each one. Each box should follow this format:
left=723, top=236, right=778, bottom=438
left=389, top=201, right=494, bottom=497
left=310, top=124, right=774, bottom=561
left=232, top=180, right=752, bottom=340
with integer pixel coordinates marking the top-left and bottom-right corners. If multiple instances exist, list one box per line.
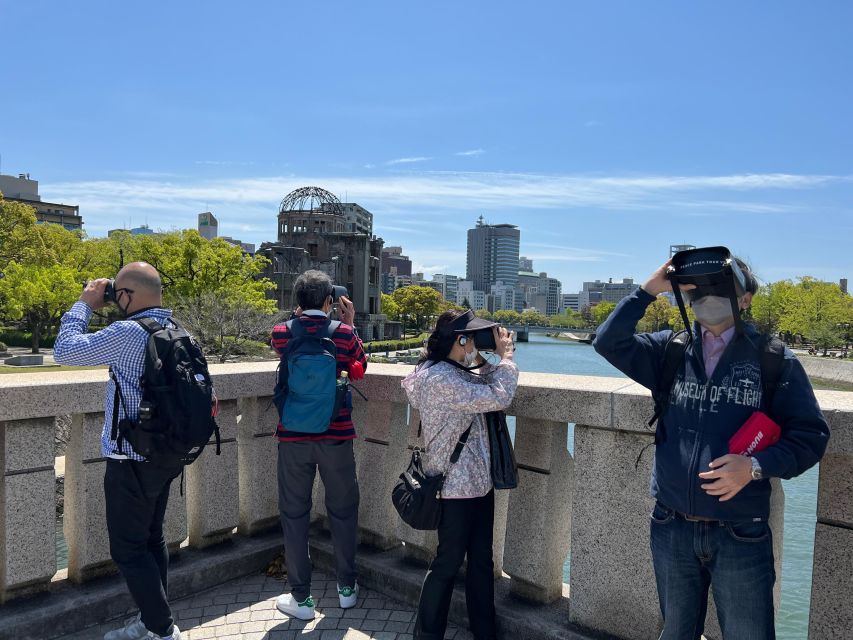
left=485, top=410, right=518, bottom=489
left=392, top=422, right=473, bottom=530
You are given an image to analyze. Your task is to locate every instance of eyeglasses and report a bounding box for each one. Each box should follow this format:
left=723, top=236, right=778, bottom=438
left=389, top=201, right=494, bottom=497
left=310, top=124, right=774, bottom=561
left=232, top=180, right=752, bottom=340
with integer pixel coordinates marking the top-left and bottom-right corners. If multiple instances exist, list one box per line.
left=115, top=287, right=134, bottom=298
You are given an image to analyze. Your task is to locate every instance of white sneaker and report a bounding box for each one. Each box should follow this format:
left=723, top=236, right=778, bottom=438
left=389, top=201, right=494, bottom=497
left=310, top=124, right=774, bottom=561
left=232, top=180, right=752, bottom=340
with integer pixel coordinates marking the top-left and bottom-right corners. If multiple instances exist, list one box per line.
left=338, top=583, right=359, bottom=609
left=276, top=593, right=316, bottom=620
left=147, top=625, right=181, bottom=640
left=104, top=615, right=147, bottom=640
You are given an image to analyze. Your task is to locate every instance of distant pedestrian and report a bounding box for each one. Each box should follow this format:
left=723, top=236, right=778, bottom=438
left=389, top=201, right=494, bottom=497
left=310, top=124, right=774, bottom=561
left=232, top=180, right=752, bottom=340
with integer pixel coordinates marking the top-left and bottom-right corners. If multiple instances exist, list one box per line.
left=402, top=310, right=518, bottom=640
left=54, top=263, right=188, bottom=640
left=271, top=270, right=367, bottom=620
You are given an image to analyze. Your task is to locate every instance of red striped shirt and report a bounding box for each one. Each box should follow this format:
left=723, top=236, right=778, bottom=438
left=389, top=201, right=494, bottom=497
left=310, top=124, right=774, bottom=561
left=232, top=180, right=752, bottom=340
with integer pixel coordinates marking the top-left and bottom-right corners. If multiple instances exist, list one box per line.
left=270, top=314, right=368, bottom=442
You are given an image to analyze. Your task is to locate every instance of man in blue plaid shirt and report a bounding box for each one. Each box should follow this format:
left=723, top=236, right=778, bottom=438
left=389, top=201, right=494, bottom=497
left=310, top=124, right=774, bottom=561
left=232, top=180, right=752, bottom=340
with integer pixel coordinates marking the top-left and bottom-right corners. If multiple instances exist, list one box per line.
left=54, top=262, right=183, bottom=640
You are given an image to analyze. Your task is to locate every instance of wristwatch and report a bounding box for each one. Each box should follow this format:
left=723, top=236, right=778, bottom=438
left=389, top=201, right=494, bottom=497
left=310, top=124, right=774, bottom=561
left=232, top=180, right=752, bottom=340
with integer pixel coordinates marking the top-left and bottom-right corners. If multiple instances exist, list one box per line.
left=750, top=457, right=763, bottom=481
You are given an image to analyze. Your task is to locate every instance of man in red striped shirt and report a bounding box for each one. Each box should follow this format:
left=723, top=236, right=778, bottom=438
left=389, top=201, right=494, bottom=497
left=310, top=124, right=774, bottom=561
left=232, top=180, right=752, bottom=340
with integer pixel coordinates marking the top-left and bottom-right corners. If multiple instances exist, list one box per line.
left=271, top=270, right=367, bottom=621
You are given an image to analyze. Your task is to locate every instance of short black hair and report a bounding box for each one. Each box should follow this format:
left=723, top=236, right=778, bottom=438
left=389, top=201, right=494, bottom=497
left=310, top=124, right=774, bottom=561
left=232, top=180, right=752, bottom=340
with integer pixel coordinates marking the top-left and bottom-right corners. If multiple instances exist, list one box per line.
left=294, top=270, right=333, bottom=310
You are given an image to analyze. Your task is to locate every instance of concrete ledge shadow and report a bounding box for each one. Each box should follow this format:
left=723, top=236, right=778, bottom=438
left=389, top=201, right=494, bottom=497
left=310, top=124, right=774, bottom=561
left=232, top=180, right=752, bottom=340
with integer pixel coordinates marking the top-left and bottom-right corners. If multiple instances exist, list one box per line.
left=0, top=531, right=283, bottom=640
left=309, top=529, right=616, bottom=640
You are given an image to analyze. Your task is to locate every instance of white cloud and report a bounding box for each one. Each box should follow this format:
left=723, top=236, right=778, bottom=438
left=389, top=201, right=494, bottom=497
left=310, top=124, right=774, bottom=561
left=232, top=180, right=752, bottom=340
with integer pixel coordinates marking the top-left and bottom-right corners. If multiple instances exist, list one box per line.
left=454, top=149, right=485, bottom=157
left=43, top=170, right=849, bottom=244
left=385, top=156, right=432, bottom=166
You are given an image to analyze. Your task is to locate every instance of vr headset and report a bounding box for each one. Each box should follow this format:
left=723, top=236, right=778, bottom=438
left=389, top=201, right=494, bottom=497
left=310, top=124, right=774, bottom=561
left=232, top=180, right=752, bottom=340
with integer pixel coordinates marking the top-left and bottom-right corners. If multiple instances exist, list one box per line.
left=331, top=285, right=348, bottom=302
left=667, top=246, right=750, bottom=337
left=440, top=309, right=499, bottom=351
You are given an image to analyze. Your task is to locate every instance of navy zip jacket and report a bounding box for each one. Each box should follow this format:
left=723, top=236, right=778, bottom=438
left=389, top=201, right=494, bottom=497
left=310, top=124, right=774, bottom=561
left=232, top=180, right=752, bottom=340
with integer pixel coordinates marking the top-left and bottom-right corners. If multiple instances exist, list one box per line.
left=593, top=288, right=829, bottom=521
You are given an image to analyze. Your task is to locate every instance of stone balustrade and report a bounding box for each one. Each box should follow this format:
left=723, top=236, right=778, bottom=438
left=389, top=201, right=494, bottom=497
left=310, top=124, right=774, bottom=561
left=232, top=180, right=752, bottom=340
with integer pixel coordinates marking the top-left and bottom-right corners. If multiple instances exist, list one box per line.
left=0, top=363, right=850, bottom=639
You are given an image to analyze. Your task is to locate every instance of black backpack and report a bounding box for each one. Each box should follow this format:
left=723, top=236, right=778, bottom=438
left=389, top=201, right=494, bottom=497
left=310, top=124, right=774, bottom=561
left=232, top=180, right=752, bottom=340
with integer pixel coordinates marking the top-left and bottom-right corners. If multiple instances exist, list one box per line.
left=649, top=330, right=787, bottom=441
left=112, top=317, right=220, bottom=468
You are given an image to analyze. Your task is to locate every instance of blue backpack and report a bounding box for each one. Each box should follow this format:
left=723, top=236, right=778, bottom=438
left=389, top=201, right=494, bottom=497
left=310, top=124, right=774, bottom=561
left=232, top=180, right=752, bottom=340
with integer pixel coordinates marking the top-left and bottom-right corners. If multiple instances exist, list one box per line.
left=273, top=318, right=346, bottom=433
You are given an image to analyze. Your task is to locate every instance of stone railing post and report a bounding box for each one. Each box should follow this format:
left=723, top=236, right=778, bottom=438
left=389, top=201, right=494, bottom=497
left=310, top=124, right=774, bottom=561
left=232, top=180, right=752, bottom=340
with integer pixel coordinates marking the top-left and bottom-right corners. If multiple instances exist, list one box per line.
left=64, top=412, right=112, bottom=581
left=187, top=399, right=239, bottom=548
left=352, top=396, right=409, bottom=549
left=568, top=383, right=660, bottom=638
left=237, top=396, right=279, bottom=536
left=0, top=417, right=56, bottom=603
left=503, top=417, right=572, bottom=602
left=808, top=393, right=853, bottom=639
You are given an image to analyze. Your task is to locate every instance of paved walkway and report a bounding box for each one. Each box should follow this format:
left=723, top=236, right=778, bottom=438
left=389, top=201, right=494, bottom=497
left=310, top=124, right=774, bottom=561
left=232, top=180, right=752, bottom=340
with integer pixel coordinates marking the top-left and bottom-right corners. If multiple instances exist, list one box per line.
left=59, top=570, right=471, bottom=640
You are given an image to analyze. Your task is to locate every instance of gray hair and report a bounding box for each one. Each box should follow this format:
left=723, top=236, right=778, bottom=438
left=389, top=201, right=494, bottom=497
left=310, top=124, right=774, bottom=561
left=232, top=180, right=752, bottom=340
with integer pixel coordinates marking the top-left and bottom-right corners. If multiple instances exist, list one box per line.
left=294, top=270, right=333, bottom=310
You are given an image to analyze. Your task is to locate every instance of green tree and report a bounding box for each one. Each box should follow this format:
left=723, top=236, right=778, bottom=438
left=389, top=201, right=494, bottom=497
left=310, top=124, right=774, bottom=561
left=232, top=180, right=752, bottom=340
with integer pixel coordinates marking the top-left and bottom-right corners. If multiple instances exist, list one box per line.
left=392, top=285, right=443, bottom=331
left=750, top=281, right=795, bottom=335
left=381, top=292, right=400, bottom=321
left=461, top=297, right=471, bottom=310
left=493, top=309, right=522, bottom=325
left=591, top=302, right=617, bottom=327
left=474, top=309, right=494, bottom=320
left=0, top=195, right=41, bottom=265
left=0, top=261, right=82, bottom=352
left=639, top=297, right=672, bottom=333
left=520, top=309, right=547, bottom=326
left=779, top=277, right=850, bottom=354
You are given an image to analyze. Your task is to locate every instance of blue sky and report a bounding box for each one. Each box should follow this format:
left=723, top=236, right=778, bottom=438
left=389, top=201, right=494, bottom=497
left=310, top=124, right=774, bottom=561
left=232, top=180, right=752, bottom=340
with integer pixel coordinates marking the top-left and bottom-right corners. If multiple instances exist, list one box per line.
left=1, top=1, right=851, bottom=292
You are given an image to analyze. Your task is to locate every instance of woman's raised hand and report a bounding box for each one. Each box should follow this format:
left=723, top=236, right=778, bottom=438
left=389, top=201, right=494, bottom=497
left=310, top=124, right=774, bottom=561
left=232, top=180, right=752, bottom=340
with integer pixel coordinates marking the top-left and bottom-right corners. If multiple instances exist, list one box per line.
left=495, top=327, right=514, bottom=359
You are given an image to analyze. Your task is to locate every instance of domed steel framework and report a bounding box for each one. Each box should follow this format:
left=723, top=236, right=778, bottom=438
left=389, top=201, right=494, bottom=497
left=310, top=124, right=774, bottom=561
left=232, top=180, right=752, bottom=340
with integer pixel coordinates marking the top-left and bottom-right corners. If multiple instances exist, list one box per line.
left=279, top=186, right=344, bottom=217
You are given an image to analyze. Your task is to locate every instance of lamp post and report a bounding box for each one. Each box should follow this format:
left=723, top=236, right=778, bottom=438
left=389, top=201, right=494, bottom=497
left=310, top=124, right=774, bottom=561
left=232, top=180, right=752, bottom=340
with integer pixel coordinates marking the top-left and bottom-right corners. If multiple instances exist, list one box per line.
left=330, top=255, right=340, bottom=284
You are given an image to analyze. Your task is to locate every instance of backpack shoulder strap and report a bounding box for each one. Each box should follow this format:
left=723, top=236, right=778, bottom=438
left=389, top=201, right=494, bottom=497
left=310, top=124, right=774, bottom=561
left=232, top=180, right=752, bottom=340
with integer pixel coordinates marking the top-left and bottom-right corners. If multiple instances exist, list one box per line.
left=326, top=320, right=342, bottom=339
left=760, top=335, right=786, bottom=413
left=649, top=330, right=690, bottom=429
left=134, top=317, right=164, bottom=334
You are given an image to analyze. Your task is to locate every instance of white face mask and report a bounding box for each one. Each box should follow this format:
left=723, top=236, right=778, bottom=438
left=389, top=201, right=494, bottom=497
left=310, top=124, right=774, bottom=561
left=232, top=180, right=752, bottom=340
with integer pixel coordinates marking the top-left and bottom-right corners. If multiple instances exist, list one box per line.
left=691, top=295, right=734, bottom=326
left=462, top=346, right=479, bottom=368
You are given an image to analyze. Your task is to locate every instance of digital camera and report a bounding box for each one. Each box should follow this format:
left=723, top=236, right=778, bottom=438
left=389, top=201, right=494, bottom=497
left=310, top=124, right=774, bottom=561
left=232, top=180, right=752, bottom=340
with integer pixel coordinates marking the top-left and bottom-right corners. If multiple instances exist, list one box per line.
left=332, top=285, right=349, bottom=302
left=83, top=279, right=116, bottom=304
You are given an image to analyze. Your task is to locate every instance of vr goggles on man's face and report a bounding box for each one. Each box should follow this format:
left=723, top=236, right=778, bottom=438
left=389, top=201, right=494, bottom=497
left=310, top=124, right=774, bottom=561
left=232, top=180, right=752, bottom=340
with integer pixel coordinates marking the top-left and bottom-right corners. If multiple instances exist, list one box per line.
left=667, top=246, right=747, bottom=302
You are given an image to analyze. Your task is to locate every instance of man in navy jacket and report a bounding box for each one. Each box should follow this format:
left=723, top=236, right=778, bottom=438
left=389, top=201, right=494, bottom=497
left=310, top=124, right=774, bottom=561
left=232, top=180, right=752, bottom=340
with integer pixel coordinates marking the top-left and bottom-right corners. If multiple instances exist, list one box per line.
left=593, top=257, right=829, bottom=640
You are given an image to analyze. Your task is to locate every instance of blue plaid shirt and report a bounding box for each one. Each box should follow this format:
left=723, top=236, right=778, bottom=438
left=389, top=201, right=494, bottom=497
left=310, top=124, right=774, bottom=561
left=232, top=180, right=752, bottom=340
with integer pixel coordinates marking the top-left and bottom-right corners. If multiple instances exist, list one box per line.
left=54, top=302, right=175, bottom=460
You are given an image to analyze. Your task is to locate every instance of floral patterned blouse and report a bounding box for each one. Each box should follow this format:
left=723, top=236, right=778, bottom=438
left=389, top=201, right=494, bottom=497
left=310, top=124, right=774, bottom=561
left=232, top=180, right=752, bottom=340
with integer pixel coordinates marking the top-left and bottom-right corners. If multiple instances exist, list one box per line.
left=401, top=358, right=519, bottom=499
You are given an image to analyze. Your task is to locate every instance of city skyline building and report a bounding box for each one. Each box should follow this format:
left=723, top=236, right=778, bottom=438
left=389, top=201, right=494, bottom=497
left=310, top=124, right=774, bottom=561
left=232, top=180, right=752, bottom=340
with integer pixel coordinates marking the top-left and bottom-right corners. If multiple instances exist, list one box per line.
left=381, top=246, right=412, bottom=277
left=466, top=216, right=520, bottom=291
left=0, top=173, right=83, bottom=231
left=198, top=211, right=218, bottom=240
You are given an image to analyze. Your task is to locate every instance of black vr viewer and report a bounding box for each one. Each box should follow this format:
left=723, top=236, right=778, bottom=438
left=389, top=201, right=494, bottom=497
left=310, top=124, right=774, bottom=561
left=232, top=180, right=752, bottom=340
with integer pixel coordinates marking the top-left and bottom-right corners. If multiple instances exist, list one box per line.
left=440, top=309, right=499, bottom=351
left=666, top=245, right=750, bottom=337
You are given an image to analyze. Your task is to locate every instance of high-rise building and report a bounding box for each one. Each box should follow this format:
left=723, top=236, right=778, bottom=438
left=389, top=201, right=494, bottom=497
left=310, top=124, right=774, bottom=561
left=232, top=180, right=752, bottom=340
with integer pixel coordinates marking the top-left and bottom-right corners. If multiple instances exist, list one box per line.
left=561, top=293, right=580, bottom=312
left=579, top=278, right=639, bottom=308
left=381, top=246, right=412, bottom=277
left=198, top=212, right=218, bottom=240
left=457, top=280, right=486, bottom=311
left=432, top=274, right=459, bottom=303
left=489, top=281, right=518, bottom=313
left=519, top=256, right=534, bottom=272
left=466, top=216, right=520, bottom=291
left=0, top=173, right=83, bottom=231
left=841, top=278, right=848, bottom=295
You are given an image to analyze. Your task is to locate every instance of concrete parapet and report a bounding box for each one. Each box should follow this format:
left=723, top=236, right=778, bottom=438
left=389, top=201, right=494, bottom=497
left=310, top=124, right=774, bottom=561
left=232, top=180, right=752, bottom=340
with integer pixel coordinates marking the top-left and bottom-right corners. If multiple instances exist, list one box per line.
left=64, top=412, right=112, bottom=582
left=0, top=418, right=56, bottom=603
left=236, top=395, right=279, bottom=536
left=503, top=417, right=572, bottom=603
left=187, top=400, right=239, bottom=548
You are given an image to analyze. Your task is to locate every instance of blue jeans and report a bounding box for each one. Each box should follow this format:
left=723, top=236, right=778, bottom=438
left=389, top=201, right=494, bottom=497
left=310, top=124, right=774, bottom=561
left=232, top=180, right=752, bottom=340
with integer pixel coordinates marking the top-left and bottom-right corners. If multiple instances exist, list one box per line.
left=649, top=502, right=776, bottom=640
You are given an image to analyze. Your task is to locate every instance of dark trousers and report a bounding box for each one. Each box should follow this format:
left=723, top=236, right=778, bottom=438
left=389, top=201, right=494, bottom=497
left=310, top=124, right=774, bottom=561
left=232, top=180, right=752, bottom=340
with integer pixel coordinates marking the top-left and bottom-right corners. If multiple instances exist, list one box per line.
left=104, top=459, right=181, bottom=637
left=650, top=502, right=776, bottom=640
left=415, top=491, right=496, bottom=640
left=277, top=440, right=360, bottom=601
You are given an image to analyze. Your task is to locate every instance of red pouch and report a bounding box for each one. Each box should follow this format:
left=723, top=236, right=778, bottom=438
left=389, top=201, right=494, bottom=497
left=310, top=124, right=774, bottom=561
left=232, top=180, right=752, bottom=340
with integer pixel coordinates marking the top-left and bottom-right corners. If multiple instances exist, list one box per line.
left=728, top=411, right=781, bottom=456
left=349, top=360, right=365, bottom=381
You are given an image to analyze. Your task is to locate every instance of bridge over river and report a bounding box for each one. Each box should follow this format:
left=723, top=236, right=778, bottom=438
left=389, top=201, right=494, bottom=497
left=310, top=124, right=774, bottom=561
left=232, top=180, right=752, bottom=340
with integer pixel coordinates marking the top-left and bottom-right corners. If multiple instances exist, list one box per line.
left=504, top=324, right=596, bottom=343
left=0, top=364, right=849, bottom=640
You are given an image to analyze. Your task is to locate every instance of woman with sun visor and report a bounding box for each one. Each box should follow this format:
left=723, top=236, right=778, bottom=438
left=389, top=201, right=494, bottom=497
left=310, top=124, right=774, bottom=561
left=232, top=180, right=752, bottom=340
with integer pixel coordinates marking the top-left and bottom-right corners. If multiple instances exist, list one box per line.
left=401, top=309, right=518, bottom=640
left=592, top=246, right=829, bottom=640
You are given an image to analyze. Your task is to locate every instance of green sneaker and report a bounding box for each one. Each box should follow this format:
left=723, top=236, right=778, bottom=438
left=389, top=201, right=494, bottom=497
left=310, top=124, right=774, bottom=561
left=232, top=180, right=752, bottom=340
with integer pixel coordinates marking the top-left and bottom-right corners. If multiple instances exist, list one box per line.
left=276, top=593, right=315, bottom=620
left=338, top=583, right=359, bottom=609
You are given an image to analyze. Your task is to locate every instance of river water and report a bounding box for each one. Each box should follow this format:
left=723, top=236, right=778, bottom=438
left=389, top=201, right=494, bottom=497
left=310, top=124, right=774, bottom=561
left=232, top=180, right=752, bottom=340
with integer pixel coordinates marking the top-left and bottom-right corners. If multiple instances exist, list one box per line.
left=511, top=333, right=816, bottom=640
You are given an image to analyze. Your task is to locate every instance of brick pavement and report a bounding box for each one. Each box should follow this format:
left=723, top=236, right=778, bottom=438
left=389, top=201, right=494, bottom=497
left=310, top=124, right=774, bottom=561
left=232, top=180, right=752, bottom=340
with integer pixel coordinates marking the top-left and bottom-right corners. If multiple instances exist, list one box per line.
left=59, top=570, right=472, bottom=640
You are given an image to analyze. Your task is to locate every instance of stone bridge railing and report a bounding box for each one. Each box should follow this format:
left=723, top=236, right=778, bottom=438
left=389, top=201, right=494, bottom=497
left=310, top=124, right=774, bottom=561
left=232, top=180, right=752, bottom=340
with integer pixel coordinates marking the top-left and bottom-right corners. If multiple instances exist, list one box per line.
left=0, top=364, right=850, bottom=639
